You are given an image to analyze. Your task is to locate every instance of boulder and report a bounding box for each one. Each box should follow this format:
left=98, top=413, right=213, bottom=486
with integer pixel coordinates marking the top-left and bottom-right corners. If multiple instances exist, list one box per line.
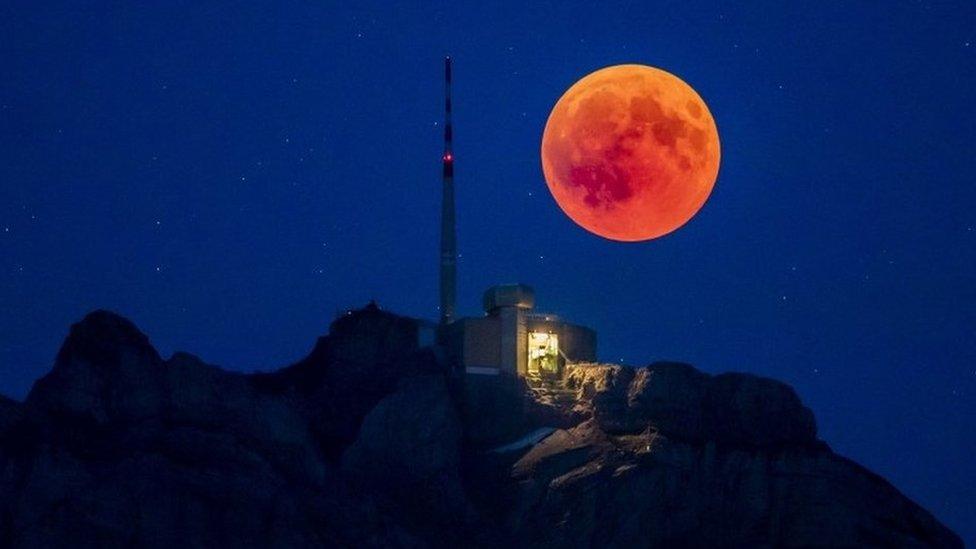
left=26, top=310, right=166, bottom=424
left=703, top=372, right=817, bottom=447
left=343, top=374, right=480, bottom=543
left=507, top=411, right=958, bottom=548
left=251, top=303, right=429, bottom=458
left=625, top=362, right=708, bottom=439
left=566, top=362, right=817, bottom=448
left=343, top=374, right=461, bottom=488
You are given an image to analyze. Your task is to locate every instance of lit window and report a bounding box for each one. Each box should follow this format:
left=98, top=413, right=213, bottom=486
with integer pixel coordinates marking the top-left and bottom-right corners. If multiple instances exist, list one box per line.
left=527, top=332, right=559, bottom=376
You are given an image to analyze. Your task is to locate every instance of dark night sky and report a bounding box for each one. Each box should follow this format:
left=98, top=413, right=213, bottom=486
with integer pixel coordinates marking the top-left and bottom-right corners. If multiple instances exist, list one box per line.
left=1, top=0, right=974, bottom=541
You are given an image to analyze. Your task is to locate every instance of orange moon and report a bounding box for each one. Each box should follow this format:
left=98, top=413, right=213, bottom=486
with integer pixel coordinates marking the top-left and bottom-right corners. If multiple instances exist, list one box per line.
left=541, top=64, right=720, bottom=241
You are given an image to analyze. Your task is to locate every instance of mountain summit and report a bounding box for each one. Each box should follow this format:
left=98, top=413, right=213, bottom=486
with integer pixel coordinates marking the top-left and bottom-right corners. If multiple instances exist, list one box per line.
left=0, top=306, right=961, bottom=548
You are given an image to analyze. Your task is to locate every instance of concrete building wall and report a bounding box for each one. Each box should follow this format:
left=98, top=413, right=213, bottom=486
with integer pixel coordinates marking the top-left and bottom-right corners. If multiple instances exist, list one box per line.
left=462, top=316, right=501, bottom=368
left=496, top=307, right=530, bottom=376
left=442, top=286, right=597, bottom=381
left=444, top=316, right=596, bottom=372
left=526, top=316, right=597, bottom=367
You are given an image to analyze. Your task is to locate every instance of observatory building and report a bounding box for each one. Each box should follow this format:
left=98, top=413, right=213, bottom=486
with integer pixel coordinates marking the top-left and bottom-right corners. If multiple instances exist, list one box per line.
left=442, top=284, right=596, bottom=385
left=433, top=57, right=597, bottom=386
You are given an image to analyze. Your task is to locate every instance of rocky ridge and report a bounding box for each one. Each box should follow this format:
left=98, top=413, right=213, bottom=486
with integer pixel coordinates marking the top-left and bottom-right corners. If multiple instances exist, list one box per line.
left=0, top=306, right=961, bottom=548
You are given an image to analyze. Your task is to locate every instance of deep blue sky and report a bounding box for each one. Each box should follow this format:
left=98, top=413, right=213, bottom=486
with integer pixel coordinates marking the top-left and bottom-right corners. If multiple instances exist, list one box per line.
left=1, top=0, right=974, bottom=541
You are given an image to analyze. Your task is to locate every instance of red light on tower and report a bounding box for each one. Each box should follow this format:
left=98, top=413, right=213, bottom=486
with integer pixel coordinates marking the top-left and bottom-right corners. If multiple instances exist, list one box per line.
left=443, top=153, right=453, bottom=162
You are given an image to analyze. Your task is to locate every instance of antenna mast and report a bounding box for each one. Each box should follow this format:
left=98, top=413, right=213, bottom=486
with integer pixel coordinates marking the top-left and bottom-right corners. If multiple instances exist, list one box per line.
left=439, top=56, right=457, bottom=326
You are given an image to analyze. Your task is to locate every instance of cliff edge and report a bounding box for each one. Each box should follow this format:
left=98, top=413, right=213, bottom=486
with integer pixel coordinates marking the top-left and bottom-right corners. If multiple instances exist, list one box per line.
left=0, top=306, right=961, bottom=548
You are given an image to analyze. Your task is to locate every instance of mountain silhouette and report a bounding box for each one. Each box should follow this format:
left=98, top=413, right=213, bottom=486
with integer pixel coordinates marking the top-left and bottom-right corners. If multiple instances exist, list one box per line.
left=0, top=306, right=961, bottom=548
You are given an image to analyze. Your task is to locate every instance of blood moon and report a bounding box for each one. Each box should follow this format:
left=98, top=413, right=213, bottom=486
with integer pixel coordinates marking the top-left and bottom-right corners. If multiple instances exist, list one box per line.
left=541, top=64, right=720, bottom=241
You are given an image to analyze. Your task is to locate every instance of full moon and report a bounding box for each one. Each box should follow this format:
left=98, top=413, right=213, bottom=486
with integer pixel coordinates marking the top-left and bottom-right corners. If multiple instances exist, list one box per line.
left=541, top=64, right=720, bottom=241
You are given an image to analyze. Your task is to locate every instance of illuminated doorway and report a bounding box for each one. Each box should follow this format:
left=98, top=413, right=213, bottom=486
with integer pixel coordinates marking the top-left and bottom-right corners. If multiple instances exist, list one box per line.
left=527, top=331, right=559, bottom=377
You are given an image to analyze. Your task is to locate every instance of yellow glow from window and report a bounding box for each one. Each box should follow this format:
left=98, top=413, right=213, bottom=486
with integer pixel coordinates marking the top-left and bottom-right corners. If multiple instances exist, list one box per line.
left=528, top=332, right=559, bottom=375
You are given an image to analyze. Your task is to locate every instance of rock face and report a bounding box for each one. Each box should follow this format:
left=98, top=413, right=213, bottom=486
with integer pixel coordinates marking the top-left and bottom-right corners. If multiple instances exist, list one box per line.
left=0, top=309, right=962, bottom=548
left=514, top=364, right=956, bottom=547
left=565, top=362, right=817, bottom=446
left=2, top=308, right=433, bottom=547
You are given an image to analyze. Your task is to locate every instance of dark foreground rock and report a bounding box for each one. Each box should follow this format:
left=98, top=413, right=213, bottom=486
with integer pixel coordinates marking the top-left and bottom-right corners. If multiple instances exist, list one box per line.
left=512, top=364, right=956, bottom=547
left=0, top=308, right=961, bottom=548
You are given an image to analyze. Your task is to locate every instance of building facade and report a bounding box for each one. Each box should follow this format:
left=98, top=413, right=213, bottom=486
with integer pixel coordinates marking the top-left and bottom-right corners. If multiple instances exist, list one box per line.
left=443, top=284, right=596, bottom=385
